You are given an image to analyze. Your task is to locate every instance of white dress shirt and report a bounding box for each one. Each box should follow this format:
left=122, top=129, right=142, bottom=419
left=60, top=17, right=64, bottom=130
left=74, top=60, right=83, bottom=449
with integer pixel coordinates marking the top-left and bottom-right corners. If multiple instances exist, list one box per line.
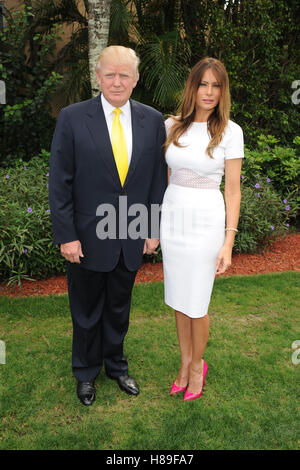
left=101, top=94, right=133, bottom=165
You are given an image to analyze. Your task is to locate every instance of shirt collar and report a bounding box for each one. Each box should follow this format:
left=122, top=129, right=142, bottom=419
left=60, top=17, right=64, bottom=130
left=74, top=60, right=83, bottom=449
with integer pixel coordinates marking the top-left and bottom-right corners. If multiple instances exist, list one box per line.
left=101, top=93, right=131, bottom=119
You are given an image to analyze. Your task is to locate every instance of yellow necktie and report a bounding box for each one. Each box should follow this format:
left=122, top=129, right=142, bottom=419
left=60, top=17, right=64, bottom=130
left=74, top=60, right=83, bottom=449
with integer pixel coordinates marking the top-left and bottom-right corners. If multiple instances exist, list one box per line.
left=111, top=108, right=128, bottom=186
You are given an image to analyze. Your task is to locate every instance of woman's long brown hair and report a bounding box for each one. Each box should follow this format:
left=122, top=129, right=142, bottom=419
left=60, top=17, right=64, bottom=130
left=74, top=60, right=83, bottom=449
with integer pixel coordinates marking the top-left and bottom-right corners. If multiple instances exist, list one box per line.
left=165, top=57, right=231, bottom=158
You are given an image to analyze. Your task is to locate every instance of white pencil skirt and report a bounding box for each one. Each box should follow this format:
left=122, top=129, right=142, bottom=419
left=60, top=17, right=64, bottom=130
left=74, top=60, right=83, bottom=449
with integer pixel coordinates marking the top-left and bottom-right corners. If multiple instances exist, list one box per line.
left=160, top=183, right=225, bottom=318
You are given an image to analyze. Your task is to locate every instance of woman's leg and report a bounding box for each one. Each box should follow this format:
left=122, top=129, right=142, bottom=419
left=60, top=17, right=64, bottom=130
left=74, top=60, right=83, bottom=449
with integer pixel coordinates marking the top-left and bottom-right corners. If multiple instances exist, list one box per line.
left=188, top=314, right=210, bottom=393
left=174, top=310, right=192, bottom=387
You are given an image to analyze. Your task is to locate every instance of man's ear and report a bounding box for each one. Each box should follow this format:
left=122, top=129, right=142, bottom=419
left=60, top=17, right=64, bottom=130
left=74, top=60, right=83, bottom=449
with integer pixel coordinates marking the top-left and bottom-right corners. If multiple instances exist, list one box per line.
left=133, top=73, right=139, bottom=88
left=96, top=71, right=102, bottom=88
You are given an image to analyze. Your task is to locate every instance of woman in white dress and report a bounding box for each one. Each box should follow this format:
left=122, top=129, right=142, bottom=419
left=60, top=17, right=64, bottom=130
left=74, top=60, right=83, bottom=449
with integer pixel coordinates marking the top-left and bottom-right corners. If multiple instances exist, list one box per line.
left=160, top=57, right=244, bottom=401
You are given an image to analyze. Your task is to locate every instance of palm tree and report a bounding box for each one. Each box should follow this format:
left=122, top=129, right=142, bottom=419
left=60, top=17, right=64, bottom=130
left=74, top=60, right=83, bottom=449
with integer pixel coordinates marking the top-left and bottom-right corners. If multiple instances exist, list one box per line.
left=32, top=0, right=112, bottom=99
left=132, top=0, right=190, bottom=112
left=31, top=0, right=91, bottom=105
left=87, top=0, right=112, bottom=96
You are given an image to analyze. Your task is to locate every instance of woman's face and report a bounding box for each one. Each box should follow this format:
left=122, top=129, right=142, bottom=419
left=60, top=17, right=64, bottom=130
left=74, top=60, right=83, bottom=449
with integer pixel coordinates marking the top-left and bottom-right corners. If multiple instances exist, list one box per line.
left=195, top=68, right=221, bottom=116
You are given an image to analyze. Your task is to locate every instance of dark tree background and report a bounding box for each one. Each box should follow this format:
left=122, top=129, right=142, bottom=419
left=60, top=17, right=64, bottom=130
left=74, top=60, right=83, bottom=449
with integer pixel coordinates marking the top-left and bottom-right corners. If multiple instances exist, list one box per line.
left=0, top=0, right=299, bottom=164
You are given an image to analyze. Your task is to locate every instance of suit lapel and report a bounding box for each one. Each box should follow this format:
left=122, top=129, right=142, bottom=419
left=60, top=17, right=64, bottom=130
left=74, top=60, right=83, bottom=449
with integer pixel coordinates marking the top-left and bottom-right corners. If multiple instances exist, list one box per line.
left=124, top=99, right=145, bottom=187
left=84, top=94, right=121, bottom=188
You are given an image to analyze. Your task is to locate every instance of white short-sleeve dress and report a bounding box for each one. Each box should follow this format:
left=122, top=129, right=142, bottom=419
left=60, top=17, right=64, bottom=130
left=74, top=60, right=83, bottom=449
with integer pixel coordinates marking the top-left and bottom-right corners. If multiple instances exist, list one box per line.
left=160, top=119, right=244, bottom=318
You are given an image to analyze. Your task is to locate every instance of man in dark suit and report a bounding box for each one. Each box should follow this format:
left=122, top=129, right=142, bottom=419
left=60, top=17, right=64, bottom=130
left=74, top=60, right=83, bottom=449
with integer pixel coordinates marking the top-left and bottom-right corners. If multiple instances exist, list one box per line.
left=49, top=46, right=167, bottom=406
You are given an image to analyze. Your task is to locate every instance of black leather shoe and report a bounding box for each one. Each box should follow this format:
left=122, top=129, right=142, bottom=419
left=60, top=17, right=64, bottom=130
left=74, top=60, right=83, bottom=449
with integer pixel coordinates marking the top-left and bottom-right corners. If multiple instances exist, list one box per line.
left=114, top=374, right=140, bottom=396
left=77, top=381, right=96, bottom=406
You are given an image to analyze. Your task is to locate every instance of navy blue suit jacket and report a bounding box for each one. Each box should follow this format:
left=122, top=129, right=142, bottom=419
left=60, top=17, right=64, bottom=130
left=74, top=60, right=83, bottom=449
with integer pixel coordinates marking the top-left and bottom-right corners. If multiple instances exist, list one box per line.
left=49, top=94, right=167, bottom=272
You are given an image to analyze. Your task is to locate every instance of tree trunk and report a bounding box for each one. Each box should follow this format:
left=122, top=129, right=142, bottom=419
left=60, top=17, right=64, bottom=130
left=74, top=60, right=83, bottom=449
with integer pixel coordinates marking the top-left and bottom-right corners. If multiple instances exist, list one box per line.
left=88, top=0, right=112, bottom=96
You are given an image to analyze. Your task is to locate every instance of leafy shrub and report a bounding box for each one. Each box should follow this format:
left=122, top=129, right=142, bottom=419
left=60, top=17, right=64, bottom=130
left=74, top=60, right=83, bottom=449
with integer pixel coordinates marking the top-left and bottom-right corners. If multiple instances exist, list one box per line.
left=243, top=135, right=300, bottom=203
left=234, top=175, right=298, bottom=254
left=0, top=152, right=64, bottom=285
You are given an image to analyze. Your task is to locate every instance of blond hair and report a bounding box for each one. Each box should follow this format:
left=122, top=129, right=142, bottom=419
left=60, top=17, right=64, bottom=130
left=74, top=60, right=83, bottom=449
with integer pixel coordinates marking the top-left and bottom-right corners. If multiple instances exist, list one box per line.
left=95, top=46, right=140, bottom=79
left=165, top=57, right=231, bottom=158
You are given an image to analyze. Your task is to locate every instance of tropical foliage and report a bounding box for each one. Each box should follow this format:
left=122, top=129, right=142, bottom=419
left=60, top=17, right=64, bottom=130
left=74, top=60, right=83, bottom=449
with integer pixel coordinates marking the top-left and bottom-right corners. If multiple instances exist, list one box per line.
left=0, top=5, right=63, bottom=165
left=1, top=0, right=299, bottom=162
left=21, top=0, right=91, bottom=104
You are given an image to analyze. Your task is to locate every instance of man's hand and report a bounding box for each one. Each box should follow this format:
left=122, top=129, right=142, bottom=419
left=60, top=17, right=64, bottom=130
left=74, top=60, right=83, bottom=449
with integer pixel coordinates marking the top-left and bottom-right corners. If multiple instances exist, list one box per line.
left=143, top=238, right=160, bottom=255
left=60, top=240, right=84, bottom=263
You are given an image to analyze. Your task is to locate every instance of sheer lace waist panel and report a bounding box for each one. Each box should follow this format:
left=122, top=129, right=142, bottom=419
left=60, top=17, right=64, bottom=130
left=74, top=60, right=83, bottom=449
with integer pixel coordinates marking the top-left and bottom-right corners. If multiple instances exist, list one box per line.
left=170, top=168, right=220, bottom=189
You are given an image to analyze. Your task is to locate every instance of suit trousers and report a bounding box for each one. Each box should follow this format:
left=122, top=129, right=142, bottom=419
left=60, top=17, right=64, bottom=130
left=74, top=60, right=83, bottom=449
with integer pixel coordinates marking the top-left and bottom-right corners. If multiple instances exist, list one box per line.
left=66, top=251, right=138, bottom=382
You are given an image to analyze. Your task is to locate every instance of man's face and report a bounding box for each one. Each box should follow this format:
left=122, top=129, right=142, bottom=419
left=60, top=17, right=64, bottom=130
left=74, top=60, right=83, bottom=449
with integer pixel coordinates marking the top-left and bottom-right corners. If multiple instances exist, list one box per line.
left=96, top=59, right=138, bottom=107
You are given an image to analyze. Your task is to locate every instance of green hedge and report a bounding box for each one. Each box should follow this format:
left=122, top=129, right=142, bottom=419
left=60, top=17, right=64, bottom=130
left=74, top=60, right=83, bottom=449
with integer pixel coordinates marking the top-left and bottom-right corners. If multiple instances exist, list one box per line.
left=0, top=153, right=65, bottom=286
left=243, top=135, right=300, bottom=203
left=0, top=148, right=298, bottom=285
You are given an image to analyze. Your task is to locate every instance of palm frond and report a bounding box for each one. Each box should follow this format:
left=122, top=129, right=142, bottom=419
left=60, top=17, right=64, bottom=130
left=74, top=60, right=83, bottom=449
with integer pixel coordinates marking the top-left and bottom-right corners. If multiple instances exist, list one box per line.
left=138, top=31, right=190, bottom=108
left=32, top=0, right=87, bottom=27
left=110, top=0, right=132, bottom=40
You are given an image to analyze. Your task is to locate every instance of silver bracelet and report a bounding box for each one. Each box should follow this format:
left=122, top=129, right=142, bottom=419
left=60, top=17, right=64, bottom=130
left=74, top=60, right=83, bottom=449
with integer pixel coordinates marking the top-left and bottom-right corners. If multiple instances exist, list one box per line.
left=225, top=228, right=238, bottom=232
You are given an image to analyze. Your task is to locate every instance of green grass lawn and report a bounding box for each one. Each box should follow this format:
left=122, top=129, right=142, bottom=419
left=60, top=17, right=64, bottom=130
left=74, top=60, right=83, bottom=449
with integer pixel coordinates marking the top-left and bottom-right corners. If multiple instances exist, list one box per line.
left=0, top=271, right=299, bottom=450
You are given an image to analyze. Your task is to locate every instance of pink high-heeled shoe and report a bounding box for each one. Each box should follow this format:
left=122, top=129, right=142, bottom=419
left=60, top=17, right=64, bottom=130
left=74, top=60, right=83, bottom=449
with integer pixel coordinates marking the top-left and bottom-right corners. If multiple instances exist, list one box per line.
left=170, top=381, right=188, bottom=395
left=183, top=360, right=208, bottom=402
